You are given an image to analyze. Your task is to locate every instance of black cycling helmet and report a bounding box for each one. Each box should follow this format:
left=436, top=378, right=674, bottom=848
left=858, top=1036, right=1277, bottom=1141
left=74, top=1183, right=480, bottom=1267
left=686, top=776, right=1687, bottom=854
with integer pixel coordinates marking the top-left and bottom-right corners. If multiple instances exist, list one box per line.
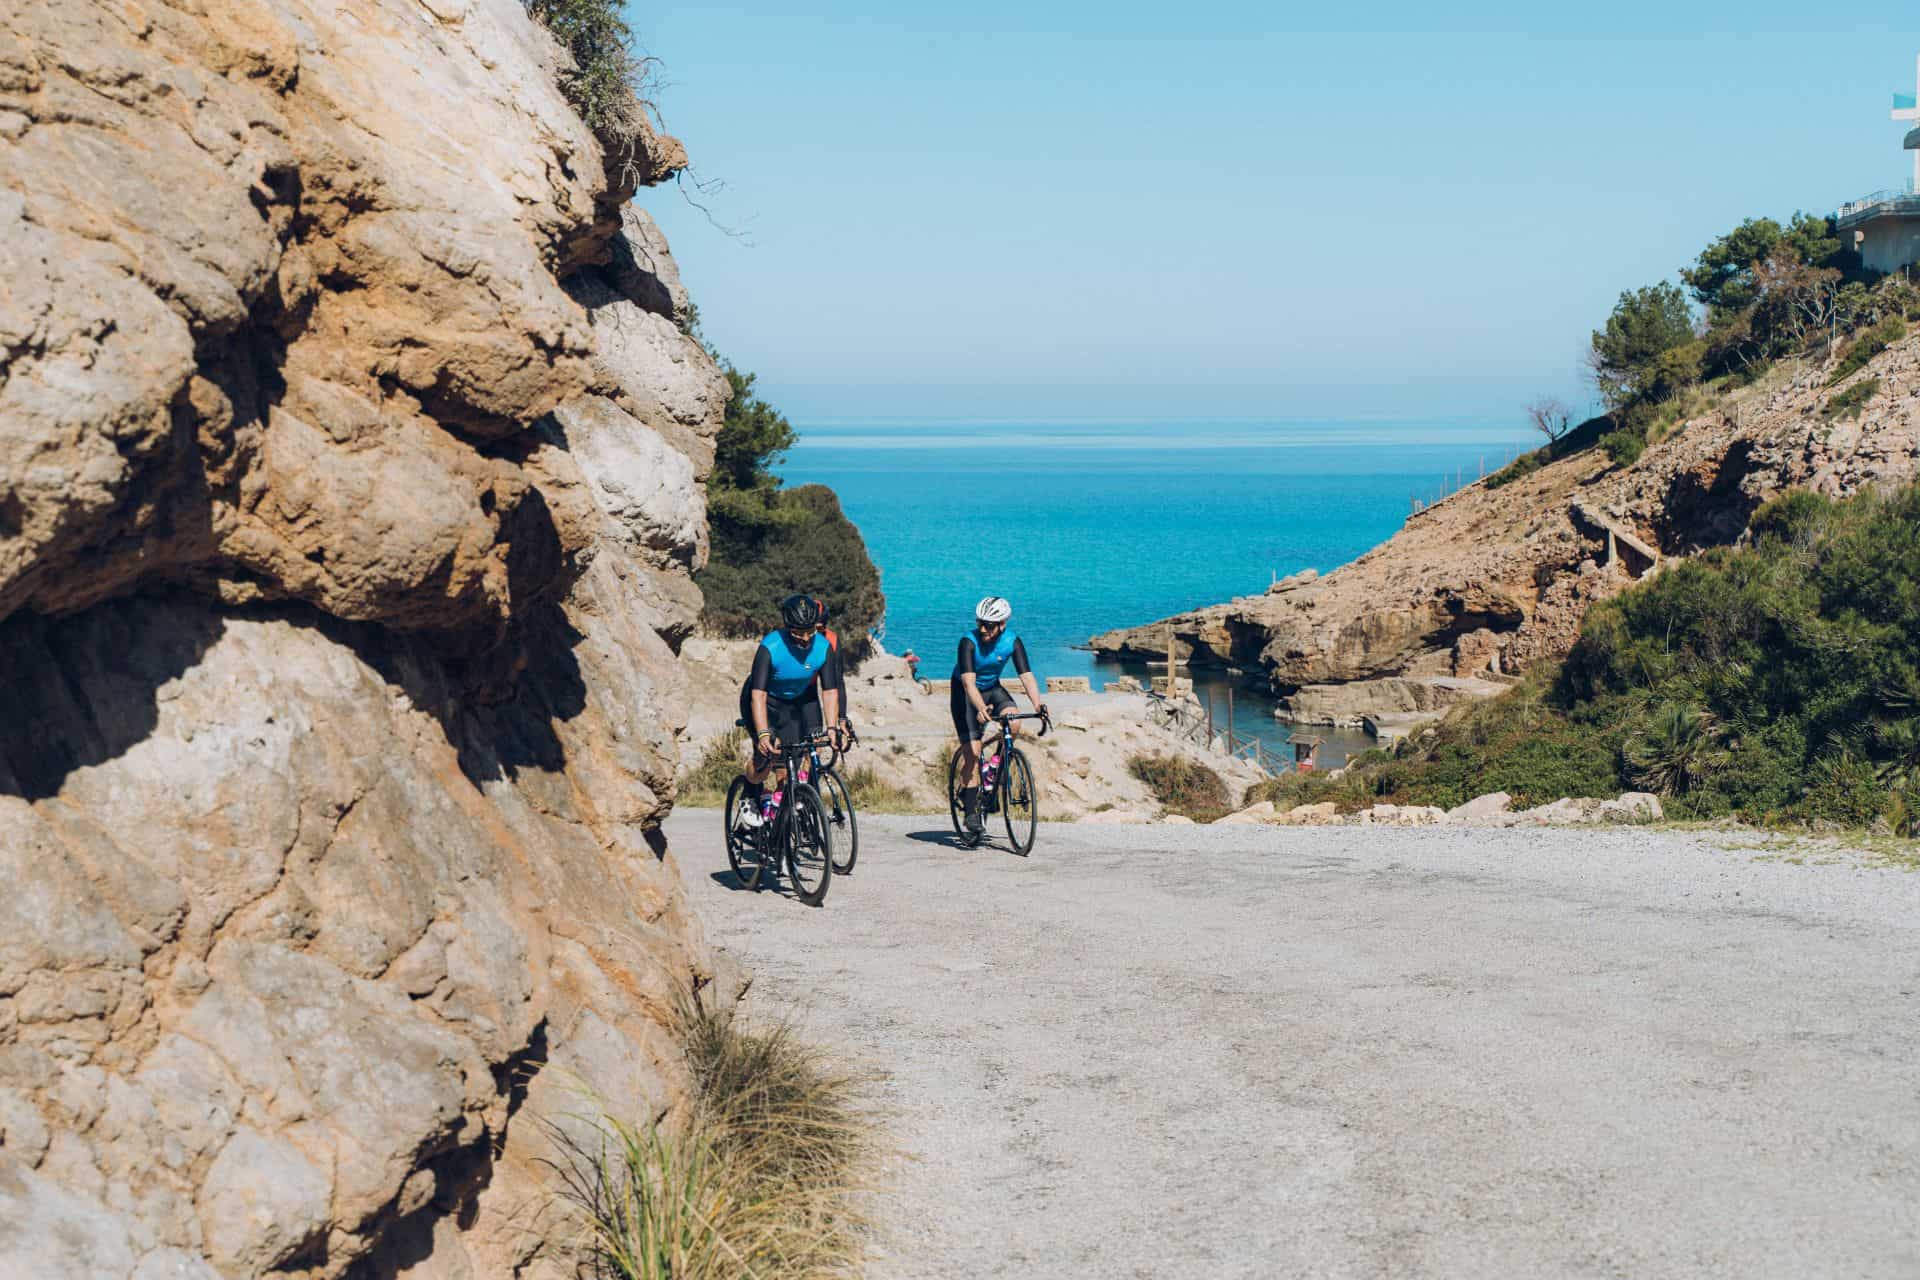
left=780, top=593, right=822, bottom=630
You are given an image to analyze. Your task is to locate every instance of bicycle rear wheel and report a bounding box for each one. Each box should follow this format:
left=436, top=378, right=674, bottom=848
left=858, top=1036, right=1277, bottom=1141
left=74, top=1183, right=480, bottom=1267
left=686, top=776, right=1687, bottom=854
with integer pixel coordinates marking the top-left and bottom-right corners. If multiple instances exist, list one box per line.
left=783, top=784, right=833, bottom=906
left=822, top=767, right=858, bottom=874
left=724, top=776, right=765, bottom=890
left=1002, top=749, right=1038, bottom=855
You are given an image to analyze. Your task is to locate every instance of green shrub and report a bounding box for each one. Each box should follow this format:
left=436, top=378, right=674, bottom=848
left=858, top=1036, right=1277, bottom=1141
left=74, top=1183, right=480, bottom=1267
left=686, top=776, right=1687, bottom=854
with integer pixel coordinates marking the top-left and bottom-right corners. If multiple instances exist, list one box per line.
left=1485, top=451, right=1542, bottom=489
left=1823, top=377, right=1881, bottom=421
left=1623, top=702, right=1728, bottom=796
left=1793, top=751, right=1887, bottom=828
left=1829, top=316, right=1907, bottom=384
left=1600, top=427, right=1646, bottom=466
left=524, top=0, right=654, bottom=151
left=1128, top=753, right=1232, bottom=822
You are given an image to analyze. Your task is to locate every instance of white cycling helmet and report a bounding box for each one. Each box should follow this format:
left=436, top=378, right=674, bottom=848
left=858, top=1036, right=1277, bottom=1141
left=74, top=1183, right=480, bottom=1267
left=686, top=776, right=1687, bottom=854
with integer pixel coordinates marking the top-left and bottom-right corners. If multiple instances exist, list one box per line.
left=975, top=596, right=1012, bottom=623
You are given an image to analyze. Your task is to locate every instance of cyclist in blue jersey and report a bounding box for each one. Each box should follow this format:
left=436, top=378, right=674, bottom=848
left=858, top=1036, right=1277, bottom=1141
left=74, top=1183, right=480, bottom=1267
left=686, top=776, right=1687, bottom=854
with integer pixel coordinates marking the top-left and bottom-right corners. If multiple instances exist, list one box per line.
left=734, top=594, right=847, bottom=830
left=952, top=596, right=1048, bottom=835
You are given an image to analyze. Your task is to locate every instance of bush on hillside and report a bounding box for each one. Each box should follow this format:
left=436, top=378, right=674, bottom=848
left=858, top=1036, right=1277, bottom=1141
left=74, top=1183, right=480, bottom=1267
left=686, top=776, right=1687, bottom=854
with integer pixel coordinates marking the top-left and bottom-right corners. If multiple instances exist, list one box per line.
left=1823, top=377, right=1881, bottom=422
left=1128, top=754, right=1231, bottom=822
left=524, top=0, right=656, bottom=159
left=1330, top=483, right=1920, bottom=831
left=1599, top=427, right=1646, bottom=466
left=1830, top=316, right=1907, bottom=384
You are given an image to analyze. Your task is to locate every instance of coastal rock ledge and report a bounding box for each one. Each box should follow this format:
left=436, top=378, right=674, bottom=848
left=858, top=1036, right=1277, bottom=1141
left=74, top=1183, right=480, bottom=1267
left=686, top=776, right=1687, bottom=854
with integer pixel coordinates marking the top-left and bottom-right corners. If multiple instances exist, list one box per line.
left=0, top=2, right=731, bottom=1276
left=1091, top=343, right=1920, bottom=713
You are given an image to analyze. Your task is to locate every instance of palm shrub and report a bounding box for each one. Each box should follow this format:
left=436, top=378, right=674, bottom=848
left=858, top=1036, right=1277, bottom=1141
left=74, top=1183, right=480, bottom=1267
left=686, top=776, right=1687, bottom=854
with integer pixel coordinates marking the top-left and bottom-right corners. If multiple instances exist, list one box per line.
left=1623, top=702, right=1728, bottom=796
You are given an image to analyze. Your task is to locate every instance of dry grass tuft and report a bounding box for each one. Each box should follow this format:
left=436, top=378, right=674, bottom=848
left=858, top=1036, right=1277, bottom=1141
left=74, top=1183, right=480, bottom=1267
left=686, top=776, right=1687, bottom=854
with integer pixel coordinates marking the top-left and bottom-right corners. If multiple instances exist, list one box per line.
left=678, top=731, right=744, bottom=808
left=548, top=992, right=875, bottom=1278
left=1128, top=753, right=1232, bottom=822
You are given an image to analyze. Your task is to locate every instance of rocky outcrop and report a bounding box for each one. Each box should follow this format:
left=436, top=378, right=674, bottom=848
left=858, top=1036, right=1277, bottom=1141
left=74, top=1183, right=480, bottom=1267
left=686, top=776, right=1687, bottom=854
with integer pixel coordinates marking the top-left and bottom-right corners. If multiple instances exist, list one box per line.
left=1276, top=675, right=1508, bottom=728
left=1, top=2, right=731, bottom=1276
left=1091, top=341, right=1920, bottom=711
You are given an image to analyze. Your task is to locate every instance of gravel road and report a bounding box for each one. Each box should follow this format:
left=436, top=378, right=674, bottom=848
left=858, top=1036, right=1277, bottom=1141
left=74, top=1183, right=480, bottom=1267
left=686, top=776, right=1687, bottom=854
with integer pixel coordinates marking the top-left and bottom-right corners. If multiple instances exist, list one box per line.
left=666, top=809, right=1920, bottom=1278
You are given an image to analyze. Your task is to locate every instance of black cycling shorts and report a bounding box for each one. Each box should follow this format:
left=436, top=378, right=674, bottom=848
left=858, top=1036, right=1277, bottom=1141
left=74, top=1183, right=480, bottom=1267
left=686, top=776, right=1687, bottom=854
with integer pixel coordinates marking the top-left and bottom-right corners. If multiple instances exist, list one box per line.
left=951, top=681, right=1016, bottom=742
left=739, top=685, right=823, bottom=771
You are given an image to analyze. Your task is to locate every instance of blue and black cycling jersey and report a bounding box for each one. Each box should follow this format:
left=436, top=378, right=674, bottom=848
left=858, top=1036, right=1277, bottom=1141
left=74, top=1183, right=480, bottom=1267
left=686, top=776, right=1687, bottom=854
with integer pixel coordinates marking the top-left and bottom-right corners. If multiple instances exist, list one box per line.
left=746, top=629, right=844, bottom=704
left=952, top=629, right=1030, bottom=689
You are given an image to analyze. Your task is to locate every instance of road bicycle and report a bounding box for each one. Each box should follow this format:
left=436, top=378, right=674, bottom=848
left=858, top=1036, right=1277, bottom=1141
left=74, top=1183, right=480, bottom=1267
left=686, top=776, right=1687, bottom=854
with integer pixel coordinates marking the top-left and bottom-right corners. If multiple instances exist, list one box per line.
left=946, top=710, right=1051, bottom=854
left=723, top=724, right=837, bottom=906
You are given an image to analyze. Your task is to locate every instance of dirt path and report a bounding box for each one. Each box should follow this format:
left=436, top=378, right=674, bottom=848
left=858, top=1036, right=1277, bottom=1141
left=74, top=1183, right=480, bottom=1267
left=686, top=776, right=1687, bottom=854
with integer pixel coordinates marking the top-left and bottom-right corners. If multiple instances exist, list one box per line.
left=667, top=810, right=1920, bottom=1278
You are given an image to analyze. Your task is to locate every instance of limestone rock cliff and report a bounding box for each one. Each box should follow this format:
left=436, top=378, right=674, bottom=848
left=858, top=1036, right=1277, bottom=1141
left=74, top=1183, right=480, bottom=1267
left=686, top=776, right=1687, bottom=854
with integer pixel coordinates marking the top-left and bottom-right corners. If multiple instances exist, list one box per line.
left=0, top=1, right=731, bottom=1275
left=1092, top=339, right=1920, bottom=714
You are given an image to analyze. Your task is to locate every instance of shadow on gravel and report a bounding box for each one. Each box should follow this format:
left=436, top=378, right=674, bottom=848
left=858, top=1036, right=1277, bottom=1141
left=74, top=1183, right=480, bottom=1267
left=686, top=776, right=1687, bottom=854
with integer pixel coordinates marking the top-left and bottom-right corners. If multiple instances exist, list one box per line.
left=707, top=869, right=814, bottom=905
left=905, top=829, right=1025, bottom=855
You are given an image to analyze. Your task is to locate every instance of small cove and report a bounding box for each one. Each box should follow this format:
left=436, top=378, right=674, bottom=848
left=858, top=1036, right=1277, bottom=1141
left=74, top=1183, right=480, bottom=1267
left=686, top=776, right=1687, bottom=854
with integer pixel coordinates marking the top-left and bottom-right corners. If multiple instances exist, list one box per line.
left=784, top=418, right=1530, bottom=767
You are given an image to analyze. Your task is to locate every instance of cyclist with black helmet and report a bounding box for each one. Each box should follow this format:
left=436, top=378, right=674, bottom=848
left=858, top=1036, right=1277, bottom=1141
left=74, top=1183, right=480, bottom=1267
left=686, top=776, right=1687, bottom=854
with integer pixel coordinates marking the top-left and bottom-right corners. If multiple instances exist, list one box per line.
left=952, top=596, right=1048, bottom=835
left=735, top=594, right=848, bottom=830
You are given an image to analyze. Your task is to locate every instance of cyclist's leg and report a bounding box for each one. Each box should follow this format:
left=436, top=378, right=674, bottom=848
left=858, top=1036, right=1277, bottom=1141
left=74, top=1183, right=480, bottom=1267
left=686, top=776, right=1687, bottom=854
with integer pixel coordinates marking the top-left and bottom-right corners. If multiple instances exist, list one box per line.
left=739, top=685, right=771, bottom=787
left=759, top=696, right=807, bottom=791
left=796, top=698, right=824, bottom=780
left=951, top=685, right=984, bottom=786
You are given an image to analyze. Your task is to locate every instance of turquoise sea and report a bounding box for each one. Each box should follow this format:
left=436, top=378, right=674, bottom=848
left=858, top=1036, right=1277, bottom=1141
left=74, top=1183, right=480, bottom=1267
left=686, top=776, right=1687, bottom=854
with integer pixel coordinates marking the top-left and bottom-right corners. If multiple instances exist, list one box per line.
left=784, top=420, right=1532, bottom=764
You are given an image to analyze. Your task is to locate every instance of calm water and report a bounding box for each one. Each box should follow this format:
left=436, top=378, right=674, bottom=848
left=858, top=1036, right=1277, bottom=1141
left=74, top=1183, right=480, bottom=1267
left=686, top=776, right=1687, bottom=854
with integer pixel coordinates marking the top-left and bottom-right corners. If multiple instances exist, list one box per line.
left=785, top=420, right=1530, bottom=764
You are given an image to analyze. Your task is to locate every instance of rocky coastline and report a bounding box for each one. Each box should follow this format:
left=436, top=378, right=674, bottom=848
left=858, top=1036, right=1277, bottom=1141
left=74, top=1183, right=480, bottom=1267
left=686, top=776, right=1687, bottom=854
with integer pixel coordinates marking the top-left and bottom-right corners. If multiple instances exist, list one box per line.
left=1090, top=338, right=1920, bottom=727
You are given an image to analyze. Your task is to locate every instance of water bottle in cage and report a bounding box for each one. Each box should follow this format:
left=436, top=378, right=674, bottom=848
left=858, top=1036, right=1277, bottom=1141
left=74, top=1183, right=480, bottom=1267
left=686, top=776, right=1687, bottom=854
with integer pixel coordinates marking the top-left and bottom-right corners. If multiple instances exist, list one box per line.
left=761, top=789, right=783, bottom=821
left=981, top=753, right=999, bottom=793
left=796, top=758, right=811, bottom=785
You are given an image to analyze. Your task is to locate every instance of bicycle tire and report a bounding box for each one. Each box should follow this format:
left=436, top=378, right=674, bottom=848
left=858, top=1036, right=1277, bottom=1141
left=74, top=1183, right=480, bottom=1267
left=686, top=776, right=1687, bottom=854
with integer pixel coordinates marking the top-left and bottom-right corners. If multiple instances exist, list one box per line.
left=822, top=767, right=858, bottom=874
left=783, top=783, right=833, bottom=906
left=723, top=776, right=765, bottom=890
left=946, top=747, right=982, bottom=847
left=917, top=677, right=934, bottom=695
left=1002, top=749, right=1038, bottom=855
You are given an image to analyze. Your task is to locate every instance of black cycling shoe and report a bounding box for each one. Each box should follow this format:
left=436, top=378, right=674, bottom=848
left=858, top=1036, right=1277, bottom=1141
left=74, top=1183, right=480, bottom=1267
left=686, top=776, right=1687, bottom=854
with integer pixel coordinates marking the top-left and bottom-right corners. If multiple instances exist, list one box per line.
left=963, top=790, right=986, bottom=836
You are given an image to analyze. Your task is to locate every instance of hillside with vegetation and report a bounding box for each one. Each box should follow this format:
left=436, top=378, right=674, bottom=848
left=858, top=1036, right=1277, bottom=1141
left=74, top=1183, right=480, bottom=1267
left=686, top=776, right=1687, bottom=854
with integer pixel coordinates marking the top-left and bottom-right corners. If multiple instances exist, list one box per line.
left=1092, top=208, right=1920, bottom=767
left=1259, top=482, right=1920, bottom=834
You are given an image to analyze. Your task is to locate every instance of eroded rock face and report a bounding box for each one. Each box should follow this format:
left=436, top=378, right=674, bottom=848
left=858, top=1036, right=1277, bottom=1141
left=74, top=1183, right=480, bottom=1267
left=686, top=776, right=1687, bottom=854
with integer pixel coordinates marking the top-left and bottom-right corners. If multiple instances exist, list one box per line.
left=0, top=1, right=731, bottom=1275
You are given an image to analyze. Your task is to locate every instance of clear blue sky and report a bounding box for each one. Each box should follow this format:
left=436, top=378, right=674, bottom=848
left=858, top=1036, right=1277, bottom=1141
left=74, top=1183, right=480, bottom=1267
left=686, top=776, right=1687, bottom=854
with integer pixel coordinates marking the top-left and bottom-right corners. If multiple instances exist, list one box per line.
left=637, top=2, right=1917, bottom=425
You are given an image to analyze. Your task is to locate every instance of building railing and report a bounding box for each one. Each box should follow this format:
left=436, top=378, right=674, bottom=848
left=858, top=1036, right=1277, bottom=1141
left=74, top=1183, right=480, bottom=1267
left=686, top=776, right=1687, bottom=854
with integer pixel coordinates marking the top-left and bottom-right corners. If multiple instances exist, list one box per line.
left=1836, top=183, right=1920, bottom=224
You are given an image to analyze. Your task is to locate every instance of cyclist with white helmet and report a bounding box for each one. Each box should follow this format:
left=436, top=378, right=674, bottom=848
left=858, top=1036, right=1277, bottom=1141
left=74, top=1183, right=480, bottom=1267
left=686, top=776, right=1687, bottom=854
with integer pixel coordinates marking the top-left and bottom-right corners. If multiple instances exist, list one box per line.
left=952, top=596, right=1048, bottom=835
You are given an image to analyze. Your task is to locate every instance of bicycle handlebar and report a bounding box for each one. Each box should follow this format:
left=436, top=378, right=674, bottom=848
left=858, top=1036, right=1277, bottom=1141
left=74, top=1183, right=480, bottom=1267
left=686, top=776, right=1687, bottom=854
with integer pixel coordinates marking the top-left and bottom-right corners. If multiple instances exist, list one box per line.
left=989, top=710, right=1052, bottom=739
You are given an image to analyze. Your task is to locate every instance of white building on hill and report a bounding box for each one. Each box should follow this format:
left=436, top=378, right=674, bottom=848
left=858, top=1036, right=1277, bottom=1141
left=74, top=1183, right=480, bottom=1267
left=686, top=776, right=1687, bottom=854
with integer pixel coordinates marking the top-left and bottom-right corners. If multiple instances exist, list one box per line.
left=1836, top=54, right=1920, bottom=274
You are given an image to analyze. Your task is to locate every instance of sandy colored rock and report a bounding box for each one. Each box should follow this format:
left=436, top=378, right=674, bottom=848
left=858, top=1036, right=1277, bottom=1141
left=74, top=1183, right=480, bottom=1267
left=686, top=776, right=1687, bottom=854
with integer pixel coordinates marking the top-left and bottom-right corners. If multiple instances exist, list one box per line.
left=0, top=0, right=728, bottom=1275
left=1448, top=791, right=1514, bottom=823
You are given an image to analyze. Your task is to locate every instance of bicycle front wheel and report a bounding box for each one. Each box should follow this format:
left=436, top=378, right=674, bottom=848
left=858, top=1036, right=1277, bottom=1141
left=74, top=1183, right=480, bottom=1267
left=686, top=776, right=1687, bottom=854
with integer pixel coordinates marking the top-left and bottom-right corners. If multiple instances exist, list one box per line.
left=822, top=767, right=858, bottom=874
left=724, top=776, right=764, bottom=890
left=1002, top=749, right=1038, bottom=855
left=784, top=784, right=833, bottom=906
